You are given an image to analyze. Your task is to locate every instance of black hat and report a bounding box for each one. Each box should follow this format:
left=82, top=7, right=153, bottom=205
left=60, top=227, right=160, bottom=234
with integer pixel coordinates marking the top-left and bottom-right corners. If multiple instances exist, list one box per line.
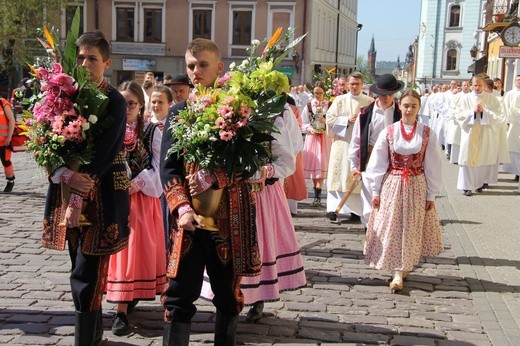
left=170, top=74, right=193, bottom=87
left=369, top=74, right=404, bottom=96
left=22, top=77, right=32, bottom=85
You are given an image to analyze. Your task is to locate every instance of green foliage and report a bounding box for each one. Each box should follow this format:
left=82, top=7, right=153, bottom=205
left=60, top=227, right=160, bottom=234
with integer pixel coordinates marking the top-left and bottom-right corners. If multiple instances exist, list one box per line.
left=0, top=0, right=74, bottom=71
left=356, top=56, right=375, bottom=84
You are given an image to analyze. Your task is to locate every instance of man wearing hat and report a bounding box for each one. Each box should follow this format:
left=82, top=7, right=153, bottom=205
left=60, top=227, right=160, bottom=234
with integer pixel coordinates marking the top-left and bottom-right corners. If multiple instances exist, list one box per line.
left=166, top=74, right=192, bottom=105
left=348, top=74, right=403, bottom=227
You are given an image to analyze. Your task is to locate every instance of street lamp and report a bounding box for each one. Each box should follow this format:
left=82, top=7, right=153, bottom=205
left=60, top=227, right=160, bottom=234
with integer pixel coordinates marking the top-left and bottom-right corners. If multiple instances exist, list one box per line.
left=355, top=24, right=363, bottom=68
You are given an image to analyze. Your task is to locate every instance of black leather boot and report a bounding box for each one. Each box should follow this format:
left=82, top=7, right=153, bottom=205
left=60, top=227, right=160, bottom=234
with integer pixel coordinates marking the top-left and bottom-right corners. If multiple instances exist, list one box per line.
left=163, top=321, right=191, bottom=346
left=94, top=310, right=103, bottom=345
left=214, top=310, right=239, bottom=346
left=74, top=310, right=98, bottom=346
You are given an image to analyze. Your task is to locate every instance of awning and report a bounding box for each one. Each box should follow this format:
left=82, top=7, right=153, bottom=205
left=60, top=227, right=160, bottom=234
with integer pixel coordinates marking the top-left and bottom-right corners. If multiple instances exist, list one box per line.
left=482, top=22, right=508, bottom=32
left=467, top=56, right=487, bottom=74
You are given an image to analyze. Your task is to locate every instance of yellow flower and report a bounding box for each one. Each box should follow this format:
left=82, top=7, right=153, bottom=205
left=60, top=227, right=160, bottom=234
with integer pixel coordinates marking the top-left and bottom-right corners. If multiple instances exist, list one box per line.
left=266, top=27, right=283, bottom=49
left=43, top=27, right=55, bottom=49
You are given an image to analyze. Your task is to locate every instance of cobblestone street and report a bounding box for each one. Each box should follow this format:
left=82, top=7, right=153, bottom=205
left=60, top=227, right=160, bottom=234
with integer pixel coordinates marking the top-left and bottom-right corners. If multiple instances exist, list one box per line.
left=0, top=152, right=519, bottom=345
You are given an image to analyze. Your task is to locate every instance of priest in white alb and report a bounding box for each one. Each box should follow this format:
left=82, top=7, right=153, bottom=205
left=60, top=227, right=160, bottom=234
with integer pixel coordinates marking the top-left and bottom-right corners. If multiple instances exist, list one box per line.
left=325, top=72, right=373, bottom=221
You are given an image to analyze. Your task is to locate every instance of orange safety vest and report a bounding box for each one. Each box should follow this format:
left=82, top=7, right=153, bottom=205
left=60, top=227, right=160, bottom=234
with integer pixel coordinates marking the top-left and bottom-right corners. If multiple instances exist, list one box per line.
left=0, top=98, right=13, bottom=146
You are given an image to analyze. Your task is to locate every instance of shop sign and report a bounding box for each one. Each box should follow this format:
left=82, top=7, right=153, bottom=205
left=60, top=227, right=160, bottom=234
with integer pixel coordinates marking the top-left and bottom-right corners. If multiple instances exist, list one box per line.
left=499, top=46, right=520, bottom=58
left=112, top=42, right=166, bottom=56
left=122, top=59, right=156, bottom=71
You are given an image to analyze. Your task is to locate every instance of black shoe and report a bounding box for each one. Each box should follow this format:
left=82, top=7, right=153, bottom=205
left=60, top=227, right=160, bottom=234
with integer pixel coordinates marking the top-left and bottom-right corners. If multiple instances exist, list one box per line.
left=127, top=299, right=139, bottom=314
left=112, top=312, right=131, bottom=336
left=463, top=190, right=472, bottom=196
left=482, top=183, right=489, bottom=189
left=326, top=212, right=337, bottom=221
left=246, top=302, right=264, bottom=323
left=3, top=181, right=14, bottom=193
left=349, top=213, right=361, bottom=222
left=515, top=175, right=519, bottom=182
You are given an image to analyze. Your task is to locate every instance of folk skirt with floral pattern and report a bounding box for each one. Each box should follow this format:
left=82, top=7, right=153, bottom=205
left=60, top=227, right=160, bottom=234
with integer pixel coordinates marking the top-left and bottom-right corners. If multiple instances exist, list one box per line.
left=106, top=192, right=167, bottom=302
left=364, top=173, right=443, bottom=272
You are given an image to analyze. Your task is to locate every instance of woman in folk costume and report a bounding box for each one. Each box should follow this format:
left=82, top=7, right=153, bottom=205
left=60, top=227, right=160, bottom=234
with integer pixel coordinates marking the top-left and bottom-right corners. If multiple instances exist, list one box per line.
left=301, top=81, right=332, bottom=206
left=200, top=104, right=307, bottom=323
left=364, top=89, right=444, bottom=292
left=106, top=81, right=167, bottom=335
left=454, top=74, right=505, bottom=196
left=284, top=95, right=307, bottom=215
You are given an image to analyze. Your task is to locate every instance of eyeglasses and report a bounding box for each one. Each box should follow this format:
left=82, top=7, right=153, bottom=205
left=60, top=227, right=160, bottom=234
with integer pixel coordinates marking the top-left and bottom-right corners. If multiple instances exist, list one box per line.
left=126, top=101, right=139, bottom=109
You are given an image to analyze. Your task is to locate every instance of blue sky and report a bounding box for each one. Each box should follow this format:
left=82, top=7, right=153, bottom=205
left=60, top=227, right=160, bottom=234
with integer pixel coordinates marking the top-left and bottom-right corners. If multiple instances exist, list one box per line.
left=357, top=0, right=421, bottom=62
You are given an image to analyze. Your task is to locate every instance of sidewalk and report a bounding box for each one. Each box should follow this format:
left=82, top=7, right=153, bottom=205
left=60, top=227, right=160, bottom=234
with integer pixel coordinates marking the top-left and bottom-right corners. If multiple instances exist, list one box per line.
left=0, top=152, right=517, bottom=345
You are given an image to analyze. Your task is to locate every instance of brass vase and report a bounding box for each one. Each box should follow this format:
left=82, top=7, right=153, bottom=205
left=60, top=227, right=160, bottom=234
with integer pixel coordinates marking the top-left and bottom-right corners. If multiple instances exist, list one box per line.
left=191, top=188, right=224, bottom=232
left=58, top=162, right=92, bottom=231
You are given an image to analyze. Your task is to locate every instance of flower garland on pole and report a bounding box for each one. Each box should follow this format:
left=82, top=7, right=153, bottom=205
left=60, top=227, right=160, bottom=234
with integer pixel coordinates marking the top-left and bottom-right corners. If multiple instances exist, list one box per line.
left=167, top=27, right=306, bottom=179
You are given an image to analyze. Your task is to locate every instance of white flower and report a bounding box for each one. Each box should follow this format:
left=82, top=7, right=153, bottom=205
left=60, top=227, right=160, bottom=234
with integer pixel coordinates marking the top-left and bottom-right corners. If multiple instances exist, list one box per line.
left=88, top=114, right=98, bottom=124
left=203, top=124, right=211, bottom=132
left=251, top=39, right=260, bottom=46
left=229, top=62, right=236, bottom=69
left=82, top=122, right=90, bottom=131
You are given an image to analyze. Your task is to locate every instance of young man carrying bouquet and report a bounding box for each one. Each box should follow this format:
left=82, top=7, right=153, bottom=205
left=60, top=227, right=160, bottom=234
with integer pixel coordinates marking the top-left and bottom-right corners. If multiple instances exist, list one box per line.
left=42, top=31, right=130, bottom=345
left=159, top=38, right=261, bottom=346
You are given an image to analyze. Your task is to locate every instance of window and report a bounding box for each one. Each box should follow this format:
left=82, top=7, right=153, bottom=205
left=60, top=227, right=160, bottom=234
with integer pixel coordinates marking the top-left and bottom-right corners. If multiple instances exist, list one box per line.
left=232, top=11, right=252, bottom=45
left=449, top=5, right=461, bottom=27
left=446, top=49, right=457, bottom=70
left=144, top=8, right=162, bottom=43
left=113, top=1, right=165, bottom=43
left=117, top=7, right=134, bottom=42
left=193, top=9, right=212, bottom=39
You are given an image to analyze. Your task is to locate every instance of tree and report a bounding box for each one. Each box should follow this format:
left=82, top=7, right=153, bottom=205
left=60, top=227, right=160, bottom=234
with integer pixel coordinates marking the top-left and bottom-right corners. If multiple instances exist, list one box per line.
left=356, top=56, right=374, bottom=85
left=0, top=0, right=72, bottom=95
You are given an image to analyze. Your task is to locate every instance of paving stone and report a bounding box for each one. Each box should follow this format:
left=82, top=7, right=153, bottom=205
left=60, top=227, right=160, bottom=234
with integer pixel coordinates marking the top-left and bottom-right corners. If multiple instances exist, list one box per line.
left=389, top=335, right=437, bottom=345
left=298, top=327, right=341, bottom=342
left=355, top=324, right=398, bottom=335
left=397, top=326, right=445, bottom=339
left=285, top=302, right=326, bottom=312
left=342, top=332, right=390, bottom=344
left=369, top=309, right=409, bottom=318
left=446, top=331, right=491, bottom=342
left=0, top=323, right=49, bottom=334
left=410, top=311, right=452, bottom=322
left=11, top=335, right=60, bottom=345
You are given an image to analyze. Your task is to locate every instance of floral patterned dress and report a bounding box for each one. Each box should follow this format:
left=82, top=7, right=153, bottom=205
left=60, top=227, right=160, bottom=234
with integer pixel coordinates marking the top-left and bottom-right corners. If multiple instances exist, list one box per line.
left=364, top=122, right=444, bottom=272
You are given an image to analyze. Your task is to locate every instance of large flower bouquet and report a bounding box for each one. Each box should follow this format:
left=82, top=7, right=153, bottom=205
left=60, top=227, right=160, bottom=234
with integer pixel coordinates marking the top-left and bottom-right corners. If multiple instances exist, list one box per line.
left=24, top=9, right=110, bottom=174
left=167, top=28, right=306, bottom=178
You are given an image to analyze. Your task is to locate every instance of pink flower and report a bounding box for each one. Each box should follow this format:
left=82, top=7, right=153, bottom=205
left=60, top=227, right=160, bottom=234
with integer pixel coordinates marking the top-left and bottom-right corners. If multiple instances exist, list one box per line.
left=238, top=104, right=251, bottom=118
left=217, top=73, right=231, bottom=86
left=51, top=62, right=63, bottom=74
left=223, top=96, right=236, bottom=105
left=215, top=117, right=226, bottom=129
left=37, top=67, right=49, bottom=81
left=218, top=105, right=234, bottom=119
left=236, top=118, right=248, bottom=128
left=219, top=130, right=234, bottom=141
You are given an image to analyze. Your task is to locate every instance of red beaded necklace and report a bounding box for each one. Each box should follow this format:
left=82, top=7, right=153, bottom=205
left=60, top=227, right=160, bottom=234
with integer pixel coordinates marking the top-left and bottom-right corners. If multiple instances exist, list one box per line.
left=400, top=120, right=417, bottom=142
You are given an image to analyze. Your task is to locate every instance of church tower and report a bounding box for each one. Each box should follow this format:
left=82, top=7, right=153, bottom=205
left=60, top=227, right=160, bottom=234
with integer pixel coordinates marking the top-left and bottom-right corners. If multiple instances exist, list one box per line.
left=367, top=36, right=376, bottom=79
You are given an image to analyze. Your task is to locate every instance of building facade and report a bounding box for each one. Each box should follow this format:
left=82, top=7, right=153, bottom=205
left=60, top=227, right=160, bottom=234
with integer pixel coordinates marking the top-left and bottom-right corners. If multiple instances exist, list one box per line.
left=416, top=0, right=485, bottom=89
left=60, top=0, right=360, bottom=86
